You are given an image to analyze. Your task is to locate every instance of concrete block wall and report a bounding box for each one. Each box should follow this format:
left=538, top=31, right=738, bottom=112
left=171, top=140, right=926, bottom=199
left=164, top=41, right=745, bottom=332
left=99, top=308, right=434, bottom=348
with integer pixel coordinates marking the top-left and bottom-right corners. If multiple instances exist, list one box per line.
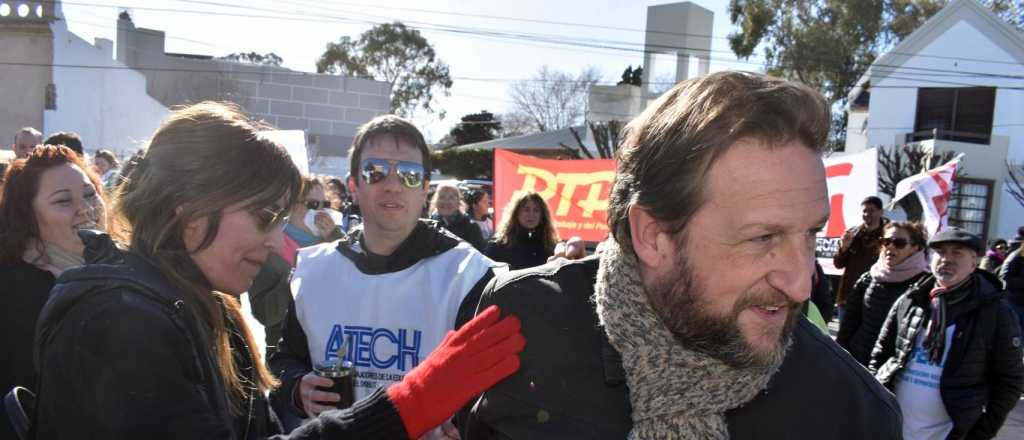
left=115, top=14, right=391, bottom=167
left=221, top=63, right=391, bottom=158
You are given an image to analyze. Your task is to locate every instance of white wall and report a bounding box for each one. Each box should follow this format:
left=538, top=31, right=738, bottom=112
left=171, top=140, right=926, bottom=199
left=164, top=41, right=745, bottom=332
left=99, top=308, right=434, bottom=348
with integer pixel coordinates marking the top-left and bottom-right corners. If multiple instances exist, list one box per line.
left=865, top=20, right=1024, bottom=148
left=44, top=21, right=168, bottom=156
left=854, top=17, right=1024, bottom=239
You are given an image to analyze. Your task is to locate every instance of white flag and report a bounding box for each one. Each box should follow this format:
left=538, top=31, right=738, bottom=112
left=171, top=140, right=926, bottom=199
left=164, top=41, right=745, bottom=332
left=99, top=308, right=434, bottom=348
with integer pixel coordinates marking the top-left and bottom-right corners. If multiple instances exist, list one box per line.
left=891, top=154, right=964, bottom=235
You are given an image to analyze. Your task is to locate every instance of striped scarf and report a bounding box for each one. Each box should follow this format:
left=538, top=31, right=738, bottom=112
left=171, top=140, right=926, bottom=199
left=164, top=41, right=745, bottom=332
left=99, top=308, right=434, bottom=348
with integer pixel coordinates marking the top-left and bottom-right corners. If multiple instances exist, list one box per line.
left=923, top=275, right=972, bottom=364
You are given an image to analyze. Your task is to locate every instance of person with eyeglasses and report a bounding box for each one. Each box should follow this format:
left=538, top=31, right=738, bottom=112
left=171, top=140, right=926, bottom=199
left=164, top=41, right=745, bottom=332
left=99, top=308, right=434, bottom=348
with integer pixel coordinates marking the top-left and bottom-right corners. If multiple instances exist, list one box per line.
left=248, top=176, right=345, bottom=360
left=282, top=177, right=345, bottom=264
left=870, top=227, right=1023, bottom=440
left=28, top=103, right=524, bottom=440
left=836, top=221, right=930, bottom=367
left=270, top=115, right=503, bottom=438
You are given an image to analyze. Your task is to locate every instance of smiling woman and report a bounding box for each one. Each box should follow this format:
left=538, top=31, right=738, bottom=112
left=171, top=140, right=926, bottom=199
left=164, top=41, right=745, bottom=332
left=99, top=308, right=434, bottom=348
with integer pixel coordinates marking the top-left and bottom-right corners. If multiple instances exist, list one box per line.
left=26, top=102, right=524, bottom=440
left=0, top=145, right=107, bottom=435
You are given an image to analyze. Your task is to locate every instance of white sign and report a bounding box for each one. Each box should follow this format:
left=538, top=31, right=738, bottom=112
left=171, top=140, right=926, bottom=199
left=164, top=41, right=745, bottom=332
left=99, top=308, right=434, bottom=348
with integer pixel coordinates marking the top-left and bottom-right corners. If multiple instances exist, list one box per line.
left=260, top=130, right=309, bottom=175
left=816, top=148, right=879, bottom=275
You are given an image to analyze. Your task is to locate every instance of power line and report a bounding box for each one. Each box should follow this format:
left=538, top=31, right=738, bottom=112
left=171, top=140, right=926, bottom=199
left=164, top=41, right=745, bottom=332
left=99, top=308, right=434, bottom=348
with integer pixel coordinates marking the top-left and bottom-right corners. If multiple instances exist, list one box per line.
left=64, top=0, right=1024, bottom=71
left=197, top=0, right=1024, bottom=67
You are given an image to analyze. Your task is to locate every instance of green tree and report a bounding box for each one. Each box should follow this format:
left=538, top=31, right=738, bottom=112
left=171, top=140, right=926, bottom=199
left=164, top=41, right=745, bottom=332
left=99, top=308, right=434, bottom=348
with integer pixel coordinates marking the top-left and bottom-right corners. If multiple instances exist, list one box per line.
left=218, top=52, right=283, bottom=66
left=444, top=111, right=503, bottom=148
left=316, top=22, right=453, bottom=117
left=431, top=148, right=494, bottom=180
left=728, top=0, right=1023, bottom=149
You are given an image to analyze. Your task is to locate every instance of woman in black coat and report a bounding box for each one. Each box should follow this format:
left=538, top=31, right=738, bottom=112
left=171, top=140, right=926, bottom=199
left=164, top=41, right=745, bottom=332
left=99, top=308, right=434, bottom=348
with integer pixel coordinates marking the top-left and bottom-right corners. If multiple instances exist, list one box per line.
left=31, top=102, right=523, bottom=440
left=485, top=191, right=560, bottom=270
left=429, top=183, right=485, bottom=250
left=836, top=221, right=930, bottom=367
left=0, top=146, right=107, bottom=428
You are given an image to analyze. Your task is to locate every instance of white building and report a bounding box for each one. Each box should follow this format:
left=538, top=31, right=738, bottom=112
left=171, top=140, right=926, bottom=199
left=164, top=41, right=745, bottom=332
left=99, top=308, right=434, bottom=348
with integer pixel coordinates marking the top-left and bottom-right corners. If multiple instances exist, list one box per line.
left=844, top=0, right=1024, bottom=240
left=588, top=1, right=713, bottom=123
left=1, top=0, right=389, bottom=176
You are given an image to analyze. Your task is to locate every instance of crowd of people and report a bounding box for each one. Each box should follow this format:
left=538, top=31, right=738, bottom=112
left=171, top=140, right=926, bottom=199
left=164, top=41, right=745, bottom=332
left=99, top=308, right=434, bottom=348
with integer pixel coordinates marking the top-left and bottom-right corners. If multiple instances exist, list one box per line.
left=0, top=70, right=1022, bottom=440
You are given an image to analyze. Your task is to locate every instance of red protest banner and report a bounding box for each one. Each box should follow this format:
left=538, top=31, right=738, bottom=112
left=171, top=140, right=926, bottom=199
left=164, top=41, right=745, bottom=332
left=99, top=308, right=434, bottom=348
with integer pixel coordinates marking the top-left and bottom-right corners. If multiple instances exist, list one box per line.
left=493, top=149, right=616, bottom=242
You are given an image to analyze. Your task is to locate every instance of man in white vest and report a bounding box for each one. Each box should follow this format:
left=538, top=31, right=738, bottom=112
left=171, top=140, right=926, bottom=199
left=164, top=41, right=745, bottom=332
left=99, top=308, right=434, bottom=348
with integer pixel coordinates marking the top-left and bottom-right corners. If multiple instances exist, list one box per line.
left=269, top=115, right=499, bottom=435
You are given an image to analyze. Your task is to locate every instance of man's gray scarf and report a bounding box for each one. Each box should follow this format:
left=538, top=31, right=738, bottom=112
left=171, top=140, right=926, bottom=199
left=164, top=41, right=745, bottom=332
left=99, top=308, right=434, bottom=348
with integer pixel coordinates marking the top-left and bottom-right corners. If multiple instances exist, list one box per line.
left=593, top=239, right=785, bottom=440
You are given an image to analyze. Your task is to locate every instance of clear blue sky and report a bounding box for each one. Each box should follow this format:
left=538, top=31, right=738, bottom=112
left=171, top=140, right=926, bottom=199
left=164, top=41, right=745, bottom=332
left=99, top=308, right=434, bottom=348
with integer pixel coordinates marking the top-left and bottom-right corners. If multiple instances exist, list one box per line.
left=61, top=0, right=765, bottom=142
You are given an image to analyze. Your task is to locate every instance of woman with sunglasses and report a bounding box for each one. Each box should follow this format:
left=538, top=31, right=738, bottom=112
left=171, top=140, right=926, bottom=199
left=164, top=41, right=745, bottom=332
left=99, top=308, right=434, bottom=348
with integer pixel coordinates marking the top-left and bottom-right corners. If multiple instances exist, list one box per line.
left=248, top=177, right=343, bottom=359
left=837, top=221, right=930, bottom=367
left=281, top=177, right=344, bottom=265
left=30, top=102, right=524, bottom=440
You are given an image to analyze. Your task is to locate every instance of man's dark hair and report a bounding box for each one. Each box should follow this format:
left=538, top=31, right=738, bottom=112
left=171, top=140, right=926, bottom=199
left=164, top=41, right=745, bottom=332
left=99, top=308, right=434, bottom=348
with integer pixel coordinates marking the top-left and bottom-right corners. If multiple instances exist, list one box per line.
left=861, top=196, right=883, bottom=210
left=607, top=71, right=831, bottom=255
left=44, top=131, right=84, bottom=156
left=348, top=115, right=431, bottom=187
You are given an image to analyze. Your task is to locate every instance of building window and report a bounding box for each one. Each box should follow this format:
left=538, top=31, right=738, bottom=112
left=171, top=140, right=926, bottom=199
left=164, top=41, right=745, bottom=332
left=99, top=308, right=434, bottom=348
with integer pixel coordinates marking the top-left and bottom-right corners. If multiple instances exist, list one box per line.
left=45, top=83, right=56, bottom=110
left=947, top=178, right=993, bottom=240
left=911, top=87, right=995, bottom=144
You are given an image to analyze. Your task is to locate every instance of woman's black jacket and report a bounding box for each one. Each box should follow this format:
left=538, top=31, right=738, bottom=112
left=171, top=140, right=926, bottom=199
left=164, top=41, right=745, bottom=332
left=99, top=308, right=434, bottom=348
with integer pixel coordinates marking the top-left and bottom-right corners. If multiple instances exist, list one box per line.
left=31, top=231, right=407, bottom=440
left=484, top=230, right=552, bottom=270
left=837, top=271, right=928, bottom=367
left=432, top=213, right=486, bottom=251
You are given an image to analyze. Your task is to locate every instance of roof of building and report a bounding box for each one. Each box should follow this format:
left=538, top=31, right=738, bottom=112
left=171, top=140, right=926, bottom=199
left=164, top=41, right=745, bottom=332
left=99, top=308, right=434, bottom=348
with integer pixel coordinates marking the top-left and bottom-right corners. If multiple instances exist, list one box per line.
left=847, top=0, right=1024, bottom=107
left=445, top=125, right=589, bottom=152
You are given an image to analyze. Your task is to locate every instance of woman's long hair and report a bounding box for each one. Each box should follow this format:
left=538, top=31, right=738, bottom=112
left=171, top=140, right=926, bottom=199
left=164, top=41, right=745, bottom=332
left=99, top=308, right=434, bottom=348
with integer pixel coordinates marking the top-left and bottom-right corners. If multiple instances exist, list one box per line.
left=113, top=101, right=301, bottom=412
left=0, top=146, right=107, bottom=264
left=493, top=191, right=559, bottom=252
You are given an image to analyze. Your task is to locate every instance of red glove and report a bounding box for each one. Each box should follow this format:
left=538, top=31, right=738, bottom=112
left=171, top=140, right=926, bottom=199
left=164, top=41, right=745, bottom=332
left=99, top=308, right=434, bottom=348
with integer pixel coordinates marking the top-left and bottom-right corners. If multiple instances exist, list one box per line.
left=387, top=305, right=525, bottom=438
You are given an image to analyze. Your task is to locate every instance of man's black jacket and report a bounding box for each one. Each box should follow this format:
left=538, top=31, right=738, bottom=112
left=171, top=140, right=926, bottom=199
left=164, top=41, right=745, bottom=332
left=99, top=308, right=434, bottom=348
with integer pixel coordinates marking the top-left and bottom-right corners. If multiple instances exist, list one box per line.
left=457, top=256, right=904, bottom=439
left=870, top=271, right=1024, bottom=440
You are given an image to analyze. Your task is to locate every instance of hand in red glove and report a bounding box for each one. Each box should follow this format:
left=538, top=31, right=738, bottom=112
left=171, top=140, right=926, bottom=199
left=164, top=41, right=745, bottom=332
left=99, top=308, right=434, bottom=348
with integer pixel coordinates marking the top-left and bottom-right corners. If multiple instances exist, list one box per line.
left=387, top=305, right=525, bottom=439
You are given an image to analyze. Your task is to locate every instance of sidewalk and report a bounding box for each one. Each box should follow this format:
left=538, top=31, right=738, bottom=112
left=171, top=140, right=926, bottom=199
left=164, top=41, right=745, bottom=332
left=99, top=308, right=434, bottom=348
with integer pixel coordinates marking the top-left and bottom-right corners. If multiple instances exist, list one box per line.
left=994, top=398, right=1024, bottom=440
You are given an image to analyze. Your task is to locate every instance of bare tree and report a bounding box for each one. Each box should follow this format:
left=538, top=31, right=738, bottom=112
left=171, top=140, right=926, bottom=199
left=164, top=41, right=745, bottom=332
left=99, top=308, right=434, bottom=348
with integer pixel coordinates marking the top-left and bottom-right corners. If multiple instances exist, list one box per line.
left=559, top=120, right=624, bottom=159
left=507, top=65, right=601, bottom=133
left=1007, top=160, right=1024, bottom=208
left=877, top=144, right=959, bottom=220
left=498, top=112, right=535, bottom=138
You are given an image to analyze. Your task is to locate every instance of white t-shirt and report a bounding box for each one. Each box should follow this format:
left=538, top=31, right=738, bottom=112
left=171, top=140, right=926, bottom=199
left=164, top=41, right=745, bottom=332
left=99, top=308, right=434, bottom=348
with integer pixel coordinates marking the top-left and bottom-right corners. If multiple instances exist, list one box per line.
left=894, top=323, right=957, bottom=440
left=290, top=240, right=496, bottom=400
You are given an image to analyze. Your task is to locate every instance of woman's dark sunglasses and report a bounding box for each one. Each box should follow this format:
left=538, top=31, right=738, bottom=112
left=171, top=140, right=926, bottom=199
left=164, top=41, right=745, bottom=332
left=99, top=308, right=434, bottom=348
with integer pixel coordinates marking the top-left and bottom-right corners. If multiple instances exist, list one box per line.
left=360, top=158, right=425, bottom=189
left=253, top=206, right=289, bottom=232
left=880, top=237, right=909, bottom=249
left=305, top=200, right=329, bottom=210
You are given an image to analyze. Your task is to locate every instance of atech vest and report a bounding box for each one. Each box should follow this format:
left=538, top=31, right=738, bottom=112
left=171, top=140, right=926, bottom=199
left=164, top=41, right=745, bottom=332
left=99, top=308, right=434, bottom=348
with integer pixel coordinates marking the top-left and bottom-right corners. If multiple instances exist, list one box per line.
left=291, top=240, right=495, bottom=399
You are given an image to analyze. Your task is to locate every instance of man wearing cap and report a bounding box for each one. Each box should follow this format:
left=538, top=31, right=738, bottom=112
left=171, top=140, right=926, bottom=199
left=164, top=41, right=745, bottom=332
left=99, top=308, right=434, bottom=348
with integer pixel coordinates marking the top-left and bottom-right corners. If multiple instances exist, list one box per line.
left=870, top=227, right=1024, bottom=440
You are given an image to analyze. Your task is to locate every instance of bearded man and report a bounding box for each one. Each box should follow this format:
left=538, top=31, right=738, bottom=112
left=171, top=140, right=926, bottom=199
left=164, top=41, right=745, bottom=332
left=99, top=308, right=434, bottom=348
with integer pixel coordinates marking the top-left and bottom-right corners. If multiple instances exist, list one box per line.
left=455, top=71, right=902, bottom=439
